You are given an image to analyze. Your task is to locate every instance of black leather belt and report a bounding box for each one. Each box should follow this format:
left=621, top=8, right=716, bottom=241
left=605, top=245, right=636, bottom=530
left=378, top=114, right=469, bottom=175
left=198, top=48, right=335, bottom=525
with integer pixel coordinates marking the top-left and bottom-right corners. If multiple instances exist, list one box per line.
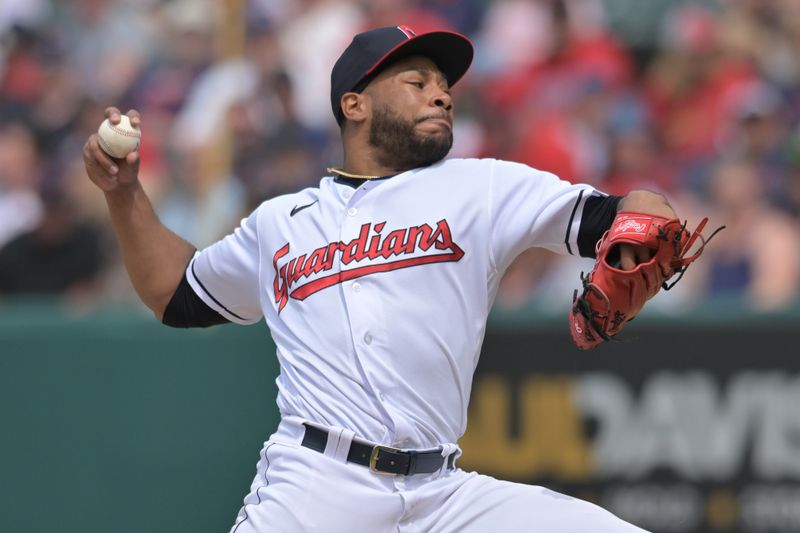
left=301, top=423, right=457, bottom=476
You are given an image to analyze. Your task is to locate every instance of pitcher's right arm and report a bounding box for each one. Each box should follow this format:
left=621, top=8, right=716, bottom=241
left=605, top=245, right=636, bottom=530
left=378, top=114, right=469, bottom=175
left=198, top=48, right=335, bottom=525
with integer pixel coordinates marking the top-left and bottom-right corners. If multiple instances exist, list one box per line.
left=83, top=107, right=194, bottom=320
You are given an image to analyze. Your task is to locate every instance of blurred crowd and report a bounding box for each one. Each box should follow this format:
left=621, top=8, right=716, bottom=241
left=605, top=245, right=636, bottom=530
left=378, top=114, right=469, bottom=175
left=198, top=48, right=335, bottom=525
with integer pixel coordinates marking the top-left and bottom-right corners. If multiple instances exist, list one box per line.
left=1, top=0, right=799, bottom=314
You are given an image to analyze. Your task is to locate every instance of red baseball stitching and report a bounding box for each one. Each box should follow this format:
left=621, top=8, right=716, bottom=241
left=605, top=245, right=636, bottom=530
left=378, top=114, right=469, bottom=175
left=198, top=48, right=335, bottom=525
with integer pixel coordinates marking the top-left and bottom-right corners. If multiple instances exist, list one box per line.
left=107, top=121, right=141, bottom=138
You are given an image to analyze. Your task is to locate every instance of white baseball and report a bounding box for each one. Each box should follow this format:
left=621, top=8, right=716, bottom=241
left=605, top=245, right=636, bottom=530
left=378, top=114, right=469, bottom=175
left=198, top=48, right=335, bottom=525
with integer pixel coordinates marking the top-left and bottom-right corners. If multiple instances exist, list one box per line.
left=97, top=115, right=141, bottom=158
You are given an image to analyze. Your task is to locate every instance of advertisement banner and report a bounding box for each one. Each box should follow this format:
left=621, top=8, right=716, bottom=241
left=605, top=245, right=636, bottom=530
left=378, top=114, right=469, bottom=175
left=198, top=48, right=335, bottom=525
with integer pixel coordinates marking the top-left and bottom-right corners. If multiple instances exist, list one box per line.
left=459, top=322, right=800, bottom=533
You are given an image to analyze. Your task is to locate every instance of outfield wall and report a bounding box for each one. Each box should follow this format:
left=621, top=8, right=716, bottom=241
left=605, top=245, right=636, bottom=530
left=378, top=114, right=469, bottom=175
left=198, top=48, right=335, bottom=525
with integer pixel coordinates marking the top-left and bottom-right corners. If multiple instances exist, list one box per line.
left=0, top=305, right=279, bottom=533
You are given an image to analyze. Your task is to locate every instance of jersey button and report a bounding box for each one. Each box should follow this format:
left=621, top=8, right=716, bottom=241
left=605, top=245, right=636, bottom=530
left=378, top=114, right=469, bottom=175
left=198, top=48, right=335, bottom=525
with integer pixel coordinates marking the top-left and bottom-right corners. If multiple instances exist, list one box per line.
left=364, top=333, right=372, bottom=345
left=347, top=207, right=358, bottom=217
left=352, top=282, right=361, bottom=292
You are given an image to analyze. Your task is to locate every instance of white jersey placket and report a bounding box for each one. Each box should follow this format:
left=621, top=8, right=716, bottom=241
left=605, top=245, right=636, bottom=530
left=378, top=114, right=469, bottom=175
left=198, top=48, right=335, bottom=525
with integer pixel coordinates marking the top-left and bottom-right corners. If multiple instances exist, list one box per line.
left=336, top=180, right=411, bottom=444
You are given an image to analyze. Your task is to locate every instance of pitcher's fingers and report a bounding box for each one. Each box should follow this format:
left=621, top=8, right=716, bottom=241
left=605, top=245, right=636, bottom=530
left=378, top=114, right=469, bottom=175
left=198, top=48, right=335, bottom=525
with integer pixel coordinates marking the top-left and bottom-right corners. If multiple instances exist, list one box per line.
left=619, top=246, right=636, bottom=271
left=125, top=109, right=141, bottom=126
left=86, top=134, right=119, bottom=175
left=104, top=106, right=122, bottom=124
left=83, top=141, right=118, bottom=190
left=125, top=151, right=139, bottom=165
left=636, top=246, right=654, bottom=264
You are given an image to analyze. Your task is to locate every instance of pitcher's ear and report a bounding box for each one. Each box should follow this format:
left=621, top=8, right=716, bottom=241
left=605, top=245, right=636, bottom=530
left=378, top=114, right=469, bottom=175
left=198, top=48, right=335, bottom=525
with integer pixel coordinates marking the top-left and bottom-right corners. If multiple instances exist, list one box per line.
left=341, top=92, right=370, bottom=124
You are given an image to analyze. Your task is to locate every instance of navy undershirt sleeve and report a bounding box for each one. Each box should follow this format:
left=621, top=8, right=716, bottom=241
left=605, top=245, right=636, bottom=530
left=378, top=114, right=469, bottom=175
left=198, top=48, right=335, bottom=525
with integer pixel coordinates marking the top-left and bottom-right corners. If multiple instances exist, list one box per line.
left=162, top=272, right=231, bottom=328
left=577, top=195, right=623, bottom=258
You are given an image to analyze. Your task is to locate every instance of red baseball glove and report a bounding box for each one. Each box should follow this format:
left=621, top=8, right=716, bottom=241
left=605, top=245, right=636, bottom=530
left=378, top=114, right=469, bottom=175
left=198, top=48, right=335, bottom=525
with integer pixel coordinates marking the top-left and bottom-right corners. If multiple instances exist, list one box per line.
left=569, top=212, right=722, bottom=350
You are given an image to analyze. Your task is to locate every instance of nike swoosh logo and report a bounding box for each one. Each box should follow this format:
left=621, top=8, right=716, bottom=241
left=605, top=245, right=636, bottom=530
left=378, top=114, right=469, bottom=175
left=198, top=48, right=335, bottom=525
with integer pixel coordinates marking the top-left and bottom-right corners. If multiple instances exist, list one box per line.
left=290, top=200, right=319, bottom=217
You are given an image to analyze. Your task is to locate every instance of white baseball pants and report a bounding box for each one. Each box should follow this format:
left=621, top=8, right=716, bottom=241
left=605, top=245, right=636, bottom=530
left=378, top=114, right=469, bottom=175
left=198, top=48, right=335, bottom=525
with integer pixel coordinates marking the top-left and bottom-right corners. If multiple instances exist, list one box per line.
left=229, top=418, right=649, bottom=533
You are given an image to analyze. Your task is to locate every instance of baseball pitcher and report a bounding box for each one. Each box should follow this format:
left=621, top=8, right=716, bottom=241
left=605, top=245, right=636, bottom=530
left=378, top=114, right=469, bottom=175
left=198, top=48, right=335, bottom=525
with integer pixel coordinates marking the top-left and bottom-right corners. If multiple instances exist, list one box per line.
left=83, top=26, right=717, bottom=533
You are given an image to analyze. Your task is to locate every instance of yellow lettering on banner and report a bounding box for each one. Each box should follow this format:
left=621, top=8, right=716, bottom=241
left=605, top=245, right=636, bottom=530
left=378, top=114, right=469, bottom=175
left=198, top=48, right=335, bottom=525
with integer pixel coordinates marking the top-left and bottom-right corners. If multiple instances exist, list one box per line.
left=459, top=375, right=594, bottom=481
left=706, top=489, right=738, bottom=530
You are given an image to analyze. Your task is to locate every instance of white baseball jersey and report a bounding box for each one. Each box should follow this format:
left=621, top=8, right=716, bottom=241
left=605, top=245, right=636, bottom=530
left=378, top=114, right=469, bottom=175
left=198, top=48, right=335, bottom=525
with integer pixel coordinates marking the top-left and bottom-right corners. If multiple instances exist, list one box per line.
left=187, top=158, right=597, bottom=450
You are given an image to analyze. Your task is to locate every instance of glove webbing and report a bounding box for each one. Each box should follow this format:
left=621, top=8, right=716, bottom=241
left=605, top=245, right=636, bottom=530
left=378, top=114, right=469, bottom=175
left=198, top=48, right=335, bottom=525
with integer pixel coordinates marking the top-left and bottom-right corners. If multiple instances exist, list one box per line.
left=572, top=274, right=618, bottom=343
left=661, top=218, right=726, bottom=291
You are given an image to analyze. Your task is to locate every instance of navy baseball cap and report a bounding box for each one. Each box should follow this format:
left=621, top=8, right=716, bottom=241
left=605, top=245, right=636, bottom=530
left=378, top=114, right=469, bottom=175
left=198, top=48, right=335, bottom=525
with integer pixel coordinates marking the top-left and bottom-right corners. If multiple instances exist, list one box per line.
left=330, top=25, right=474, bottom=125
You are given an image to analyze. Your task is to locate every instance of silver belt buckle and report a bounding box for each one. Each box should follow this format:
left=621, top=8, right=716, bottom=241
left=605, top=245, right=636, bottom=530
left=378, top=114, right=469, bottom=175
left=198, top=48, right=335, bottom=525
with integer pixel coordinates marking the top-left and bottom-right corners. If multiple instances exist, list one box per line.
left=369, top=444, right=402, bottom=475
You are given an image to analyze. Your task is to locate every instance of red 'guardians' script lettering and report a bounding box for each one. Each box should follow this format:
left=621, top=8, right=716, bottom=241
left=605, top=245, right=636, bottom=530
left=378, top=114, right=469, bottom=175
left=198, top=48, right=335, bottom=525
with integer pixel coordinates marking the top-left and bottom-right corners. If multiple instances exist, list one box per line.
left=272, top=219, right=464, bottom=312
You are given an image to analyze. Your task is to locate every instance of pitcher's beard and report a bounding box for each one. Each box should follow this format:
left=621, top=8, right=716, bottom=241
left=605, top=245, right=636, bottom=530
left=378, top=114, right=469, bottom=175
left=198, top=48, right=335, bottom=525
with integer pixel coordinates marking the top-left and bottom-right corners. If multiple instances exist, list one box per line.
left=368, top=105, right=453, bottom=171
